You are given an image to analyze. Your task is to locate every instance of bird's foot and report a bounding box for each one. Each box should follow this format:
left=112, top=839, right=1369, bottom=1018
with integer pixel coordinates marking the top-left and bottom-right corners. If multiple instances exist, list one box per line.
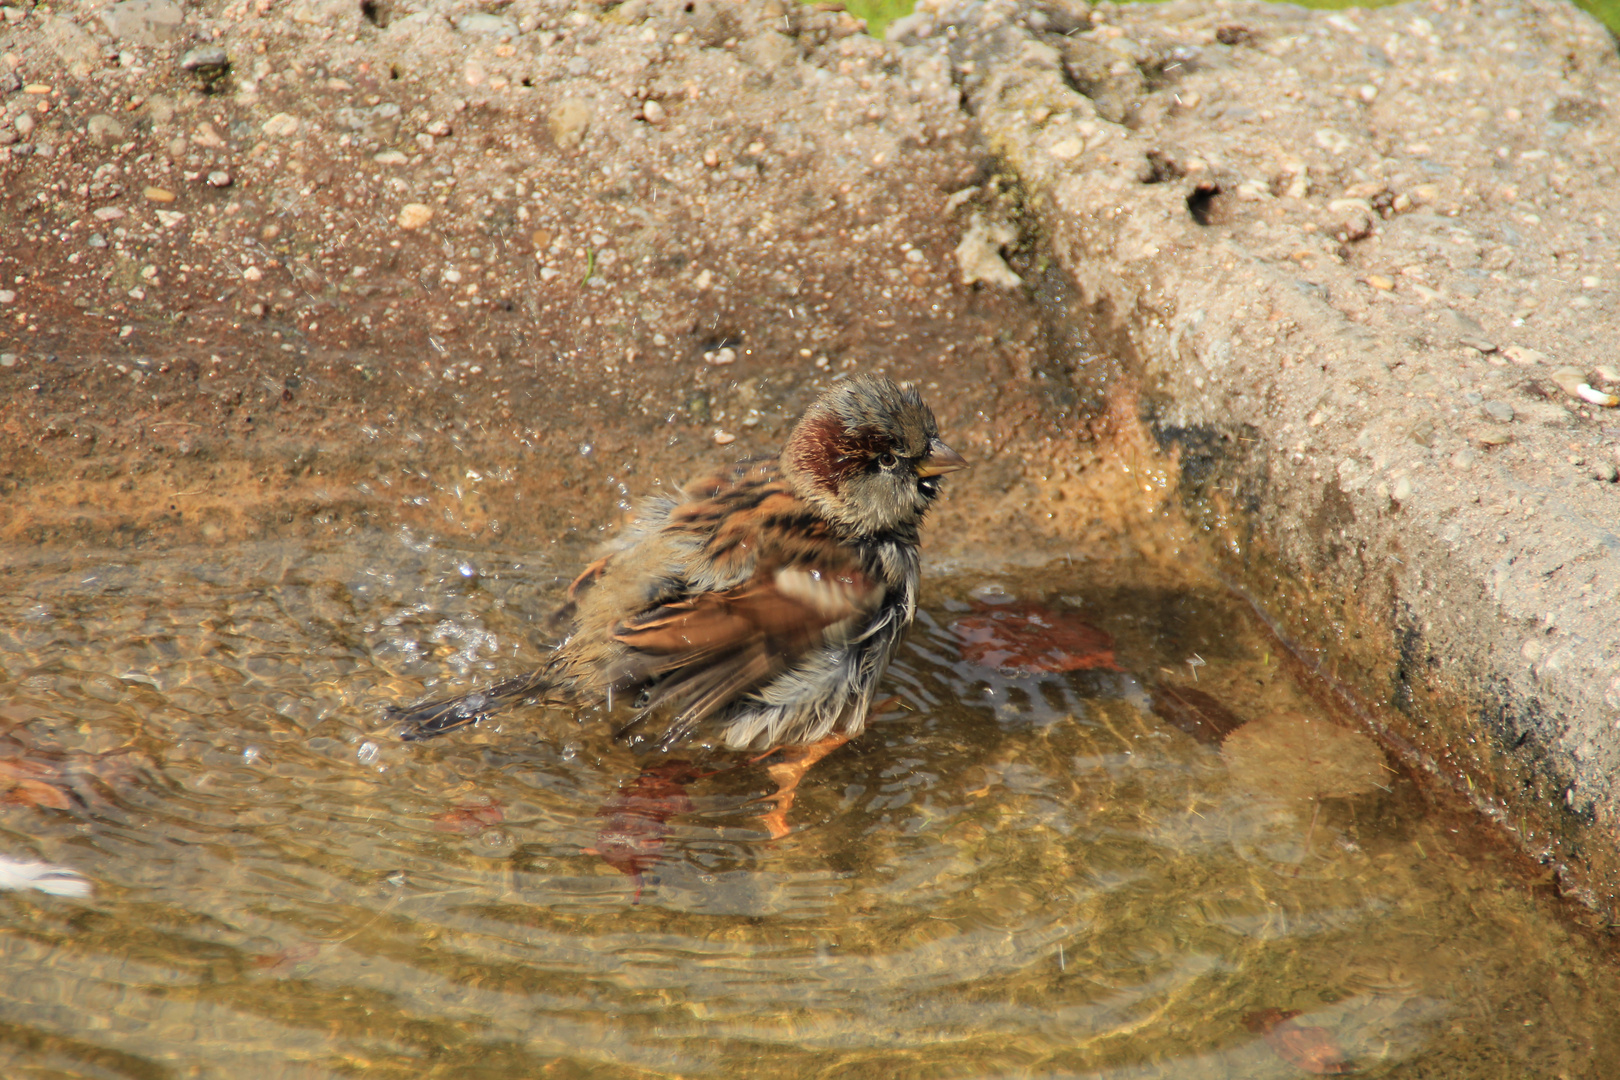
left=755, top=732, right=850, bottom=839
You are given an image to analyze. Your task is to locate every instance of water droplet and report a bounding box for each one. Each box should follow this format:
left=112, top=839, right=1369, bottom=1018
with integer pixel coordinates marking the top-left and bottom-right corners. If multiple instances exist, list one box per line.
left=357, top=741, right=379, bottom=765
left=243, top=746, right=262, bottom=765
left=458, top=562, right=477, bottom=578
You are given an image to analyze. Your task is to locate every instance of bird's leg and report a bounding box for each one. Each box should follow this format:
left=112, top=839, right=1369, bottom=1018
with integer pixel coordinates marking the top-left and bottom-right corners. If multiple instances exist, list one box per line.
left=758, top=733, right=850, bottom=839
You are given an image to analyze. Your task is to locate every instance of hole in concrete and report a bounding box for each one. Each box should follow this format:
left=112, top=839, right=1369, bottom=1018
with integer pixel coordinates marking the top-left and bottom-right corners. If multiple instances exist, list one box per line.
left=1186, top=180, right=1222, bottom=225
left=359, top=0, right=390, bottom=28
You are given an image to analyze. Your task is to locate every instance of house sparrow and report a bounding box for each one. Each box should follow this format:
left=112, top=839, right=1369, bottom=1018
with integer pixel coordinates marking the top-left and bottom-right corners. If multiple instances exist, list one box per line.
left=389, top=374, right=966, bottom=832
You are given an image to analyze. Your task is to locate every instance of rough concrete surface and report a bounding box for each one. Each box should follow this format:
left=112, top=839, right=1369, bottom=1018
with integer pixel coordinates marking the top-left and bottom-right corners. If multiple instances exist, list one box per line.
left=3, top=0, right=1620, bottom=917
left=916, top=0, right=1620, bottom=914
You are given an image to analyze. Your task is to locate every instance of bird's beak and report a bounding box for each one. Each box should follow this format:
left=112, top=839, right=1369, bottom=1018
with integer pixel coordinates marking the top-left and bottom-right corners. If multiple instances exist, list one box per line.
left=916, top=439, right=969, bottom=477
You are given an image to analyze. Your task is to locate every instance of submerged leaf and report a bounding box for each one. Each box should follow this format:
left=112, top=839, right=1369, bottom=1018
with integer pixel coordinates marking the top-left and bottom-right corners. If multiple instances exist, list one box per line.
left=432, top=798, right=505, bottom=834
left=950, top=601, right=1121, bottom=675
left=1244, top=1008, right=1357, bottom=1075
left=1150, top=684, right=1246, bottom=745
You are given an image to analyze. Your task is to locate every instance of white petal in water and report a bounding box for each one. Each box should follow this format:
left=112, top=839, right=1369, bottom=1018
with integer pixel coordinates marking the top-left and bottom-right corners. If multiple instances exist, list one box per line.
left=0, top=855, right=92, bottom=898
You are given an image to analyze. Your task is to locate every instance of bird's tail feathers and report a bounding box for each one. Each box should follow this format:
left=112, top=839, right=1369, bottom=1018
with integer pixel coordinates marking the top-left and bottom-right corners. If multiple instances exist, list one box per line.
left=390, top=669, right=555, bottom=741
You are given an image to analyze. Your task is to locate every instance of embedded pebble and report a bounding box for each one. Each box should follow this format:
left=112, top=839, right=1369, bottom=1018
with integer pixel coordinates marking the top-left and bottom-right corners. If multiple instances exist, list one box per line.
left=712, top=429, right=737, bottom=445
left=642, top=99, right=666, bottom=125
left=0, top=290, right=14, bottom=304
left=261, top=112, right=299, bottom=137
left=86, top=114, right=127, bottom=143
left=1483, top=401, right=1515, bottom=422
left=549, top=99, right=591, bottom=149
left=955, top=213, right=1021, bottom=289
left=143, top=186, right=175, bottom=202
left=179, top=46, right=229, bottom=72
left=206, top=170, right=231, bottom=187
left=100, top=0, right=184, bottom=45
left=1502, top=345, right=1547, bottom=366
left=397, top=203, right=434, bottom=230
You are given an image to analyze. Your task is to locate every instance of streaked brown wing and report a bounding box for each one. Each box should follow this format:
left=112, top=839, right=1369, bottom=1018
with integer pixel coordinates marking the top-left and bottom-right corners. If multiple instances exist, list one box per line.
left=611, top=562, right=881, bottom=742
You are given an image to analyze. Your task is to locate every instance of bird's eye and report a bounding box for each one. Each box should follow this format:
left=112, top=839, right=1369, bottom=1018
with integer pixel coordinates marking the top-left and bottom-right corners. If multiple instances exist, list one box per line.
left=877, top=452, right=898, bottom=470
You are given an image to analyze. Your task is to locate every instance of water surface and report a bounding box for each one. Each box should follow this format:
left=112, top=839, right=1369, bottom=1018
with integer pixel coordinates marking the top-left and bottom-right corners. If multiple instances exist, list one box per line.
left=1, top=533, right=1616, bottom=1078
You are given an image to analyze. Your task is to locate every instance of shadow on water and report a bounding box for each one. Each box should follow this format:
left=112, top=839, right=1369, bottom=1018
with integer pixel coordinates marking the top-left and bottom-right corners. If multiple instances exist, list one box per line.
left=1, top=532, right=1618, bottom=1078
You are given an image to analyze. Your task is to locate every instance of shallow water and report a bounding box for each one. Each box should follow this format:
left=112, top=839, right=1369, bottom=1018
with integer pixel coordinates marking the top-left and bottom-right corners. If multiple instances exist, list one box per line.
left=1, top=532, right=1617, bottom=1079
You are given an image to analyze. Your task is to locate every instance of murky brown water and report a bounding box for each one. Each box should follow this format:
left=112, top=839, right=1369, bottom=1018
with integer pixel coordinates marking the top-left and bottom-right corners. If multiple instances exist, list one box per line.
left=2, top=532, right=1617, bottom=1079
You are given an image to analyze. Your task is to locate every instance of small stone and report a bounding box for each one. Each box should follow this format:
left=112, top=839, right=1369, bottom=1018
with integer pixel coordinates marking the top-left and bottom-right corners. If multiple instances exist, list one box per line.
left=1363, top=274, right=1394, bottom=291
left=1049, top=137, right=1083, bottom=161
left=1502, top=345, right=1547, bottom=366
left=192, top=121, right=227, bottom=148
left=712, top=429, right=737, bottom=445
left=372, top=150, right=408, bottom=165
left=1548, top=366, right=1589, bottom=400
left=261, top=112, right=299, bottom=137
left=87, top=233, right=107, bottom=248
left=456, top=12, right=518, bottom=35
left=955, top=212, right=1021, bottom=289
left=1483, top=401, right=1515, bottom=422
left=702, top=147, right=720, bottom=168
left=705, top=347, right=737, bottom=365
left=1578, top=384, right=1620, bottom=408
left=642, top=99, right=666, bottom=125
left=548, top=99, right=590, bottom=149
left=0, top=352, right=16, bottom=367
left=93, top=207, right=125, bottom=221
left=0, top=289, right=14, bottom=304
left=86, top=113, right=127, bottom=143
left=23, top=83, right=51, bottom=95
left=14, top=113, right=34, bottom=137
left=242, top=266, right=262, bottom=281
left=206, top=170, right=231, bottom=187
left=179, top=46, right=229, bottom=72
left=1390, top=476, right=1412, bottom=502
left=424, top=119, right=452, bottom=137
left=143, top=186, right=176, bottom=202
left=100, top=0, right=184, bottom=45
left=397, top=203, right=433, bottom=230
left=1449, top=447, right=1477, bottom=470
left=1458, top=336, right=1496, bottom=353
left=1592, top=461, right=1620, bottom=483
